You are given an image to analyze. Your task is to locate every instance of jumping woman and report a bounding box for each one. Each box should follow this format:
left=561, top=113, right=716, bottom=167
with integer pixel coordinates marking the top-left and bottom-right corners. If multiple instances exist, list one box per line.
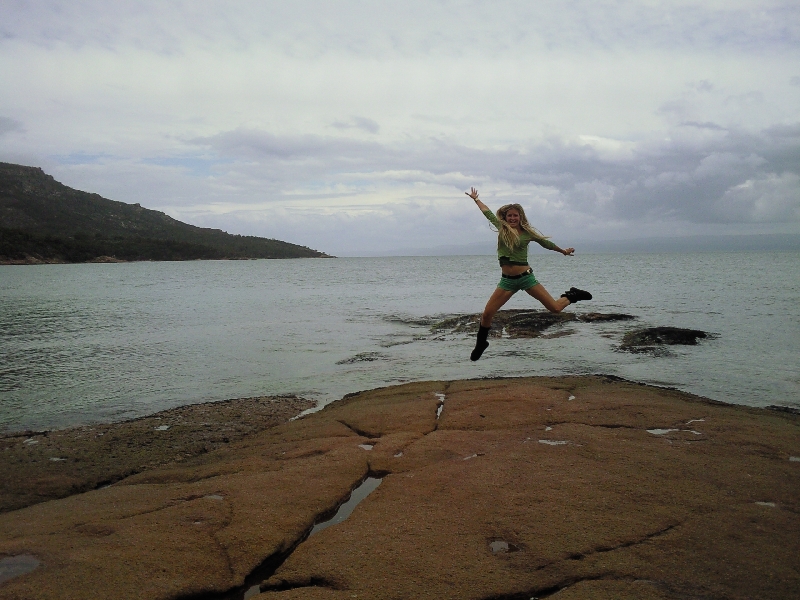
left=466, top=187, right=592, bottom=361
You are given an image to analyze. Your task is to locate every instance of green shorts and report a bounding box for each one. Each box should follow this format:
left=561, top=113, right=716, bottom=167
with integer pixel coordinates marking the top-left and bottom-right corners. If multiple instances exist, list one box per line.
left=497, top=269, right=539, bottom=292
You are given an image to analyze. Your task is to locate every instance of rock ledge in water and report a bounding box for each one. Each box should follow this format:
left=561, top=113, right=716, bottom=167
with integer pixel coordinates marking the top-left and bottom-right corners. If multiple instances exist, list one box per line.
left=433, top=309, right=635, bottom=338
left=620, top=326, right=711, bottom=353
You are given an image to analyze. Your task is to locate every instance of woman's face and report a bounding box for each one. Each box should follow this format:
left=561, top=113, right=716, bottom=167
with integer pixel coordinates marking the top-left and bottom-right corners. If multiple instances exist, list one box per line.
left=504, top=208, right=521, bottom=228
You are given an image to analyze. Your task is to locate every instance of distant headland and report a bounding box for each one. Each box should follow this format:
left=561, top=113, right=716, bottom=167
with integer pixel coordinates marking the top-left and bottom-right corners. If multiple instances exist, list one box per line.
left=0, top=162, right=333, bottom=264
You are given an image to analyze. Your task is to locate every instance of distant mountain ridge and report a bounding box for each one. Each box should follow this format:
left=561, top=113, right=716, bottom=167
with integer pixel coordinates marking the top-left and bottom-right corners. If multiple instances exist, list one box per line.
left=0, top=162, right=332, bottom=264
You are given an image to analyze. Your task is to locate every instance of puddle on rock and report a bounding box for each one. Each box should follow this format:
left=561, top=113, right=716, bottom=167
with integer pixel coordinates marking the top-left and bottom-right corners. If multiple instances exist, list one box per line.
left=358, top=444, right=374, bottom=451
left=23, top=439, right=38, bottom=445
left=489, top=540, right=520, bottom=554
left=204, top=494, right=224, bottom=501
left=539, top=440, right=569, bottom=446
left=309, top=476, right=383, bottom=537
left=0, top=555, right=41, bottom=584
left=647, top=428, right=702, bottom=436
left=790, top=456, right=800, bottom=462
left=568, top=395, right=576, bottom=401
left=393, top=451, right=403, bottom=458
left=755, top=501, right=777, bottom=507
left=686, top=419, right=705, bottom=425
left=154, top=425, right=170, bottom=431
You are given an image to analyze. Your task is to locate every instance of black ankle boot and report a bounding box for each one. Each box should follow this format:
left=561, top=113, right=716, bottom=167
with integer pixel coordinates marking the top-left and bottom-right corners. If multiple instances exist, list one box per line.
left=561, top=287, right=592, bottom=303
left=471, top=325, right=491, bottom=361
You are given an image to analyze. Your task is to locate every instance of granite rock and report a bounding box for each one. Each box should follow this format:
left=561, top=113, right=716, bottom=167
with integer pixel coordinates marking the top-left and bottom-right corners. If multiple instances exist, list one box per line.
left=0, top=378, right=797, bottom=600
left=620, top=327, right=711, bottom=354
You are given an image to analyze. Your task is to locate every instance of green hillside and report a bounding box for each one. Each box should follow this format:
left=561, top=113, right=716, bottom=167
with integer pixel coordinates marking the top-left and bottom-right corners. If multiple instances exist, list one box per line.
left=0, top=162, right=332, bottom=263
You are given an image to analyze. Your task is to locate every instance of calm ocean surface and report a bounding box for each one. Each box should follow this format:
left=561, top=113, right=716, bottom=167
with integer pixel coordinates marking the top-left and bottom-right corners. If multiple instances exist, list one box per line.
left=1, top=252, right=798, bottom=433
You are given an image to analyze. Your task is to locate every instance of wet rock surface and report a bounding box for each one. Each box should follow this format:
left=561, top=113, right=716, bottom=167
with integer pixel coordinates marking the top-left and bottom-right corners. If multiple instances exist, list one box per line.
left=0, top=395, right=314, bottom=514
left=620, top=326, right=711, bottom=353
left=0, top=377, right=798, bottom=600
left=433, top=310, right=635, bottom=338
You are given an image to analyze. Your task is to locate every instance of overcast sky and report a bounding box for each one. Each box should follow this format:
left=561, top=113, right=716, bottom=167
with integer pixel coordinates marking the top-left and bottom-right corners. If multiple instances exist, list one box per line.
left=1, top=1, right=799, bottom=255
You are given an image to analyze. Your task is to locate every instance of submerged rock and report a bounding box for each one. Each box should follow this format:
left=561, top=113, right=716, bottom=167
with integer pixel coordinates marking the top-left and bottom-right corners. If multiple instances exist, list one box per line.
left=576, top=312, right=637, bottom=323
left=620, top=326, right=711, bottom=353
left=432, top=309, right=636, bottom=338
left=336, top=352, right=390, bottom=365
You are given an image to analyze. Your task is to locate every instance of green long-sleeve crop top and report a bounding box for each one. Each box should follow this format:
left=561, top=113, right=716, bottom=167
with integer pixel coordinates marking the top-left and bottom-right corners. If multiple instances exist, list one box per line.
left=482, top=209, right=558, bottom=266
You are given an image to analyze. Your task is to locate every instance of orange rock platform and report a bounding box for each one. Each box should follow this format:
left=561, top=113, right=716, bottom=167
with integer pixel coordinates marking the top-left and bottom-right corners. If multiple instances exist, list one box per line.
left=0, top=376, right=798, bottom=599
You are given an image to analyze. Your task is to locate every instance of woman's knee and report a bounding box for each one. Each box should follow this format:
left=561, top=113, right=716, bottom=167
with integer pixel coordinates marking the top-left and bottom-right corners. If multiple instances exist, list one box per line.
left=544, top=297, right=569, bottom=313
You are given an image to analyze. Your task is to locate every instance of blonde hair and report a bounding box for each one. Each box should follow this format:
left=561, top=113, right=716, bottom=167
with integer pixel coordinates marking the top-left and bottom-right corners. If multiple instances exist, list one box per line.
left=494, top=203, right=549, bottom=249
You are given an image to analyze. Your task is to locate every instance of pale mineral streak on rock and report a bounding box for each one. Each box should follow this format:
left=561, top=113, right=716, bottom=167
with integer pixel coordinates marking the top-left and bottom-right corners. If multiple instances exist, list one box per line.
left=0, top=377, right=797, bottom=600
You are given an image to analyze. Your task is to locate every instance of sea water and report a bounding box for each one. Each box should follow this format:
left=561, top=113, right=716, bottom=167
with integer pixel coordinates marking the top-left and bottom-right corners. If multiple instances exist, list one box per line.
left=1, top=252, right=798, bottom=432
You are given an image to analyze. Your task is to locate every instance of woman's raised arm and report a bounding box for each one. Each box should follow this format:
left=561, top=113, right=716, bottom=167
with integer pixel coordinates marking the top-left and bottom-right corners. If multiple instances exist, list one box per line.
left=466, top=187, right=490, bottom=213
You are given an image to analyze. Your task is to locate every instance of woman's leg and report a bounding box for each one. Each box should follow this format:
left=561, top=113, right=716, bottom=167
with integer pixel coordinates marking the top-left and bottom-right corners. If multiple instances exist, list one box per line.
left=481, top=288, right=516, bottom=327
left=525, top=283, right=570, bottom=313
left=471, top=288, right=515, bottom=361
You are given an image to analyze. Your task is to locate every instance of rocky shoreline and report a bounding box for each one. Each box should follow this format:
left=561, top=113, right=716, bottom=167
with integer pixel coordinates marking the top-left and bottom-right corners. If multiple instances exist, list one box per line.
left=0, top=395, right=315, bottom=514
left=1, top=376, right=798, bottom=599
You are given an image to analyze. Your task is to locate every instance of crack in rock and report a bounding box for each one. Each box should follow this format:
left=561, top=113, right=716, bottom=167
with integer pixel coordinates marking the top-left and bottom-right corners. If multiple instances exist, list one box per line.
left=514, top=521, right=684, bottom=582
left=208, top=500, right=236, bottom=578
left=259, top=576, right=340, bottom=593
left=481, top=573, right=706, bottom=600
left=336, top=420, right=380, bottom=439
left=174, top=472, right=385, bottom=600
left=565, top=522, right=681, bottom=561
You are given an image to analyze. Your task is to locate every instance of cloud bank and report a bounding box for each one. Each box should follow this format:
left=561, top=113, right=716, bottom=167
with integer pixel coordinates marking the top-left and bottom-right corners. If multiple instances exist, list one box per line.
left=1, top=1, right=798, bottom=254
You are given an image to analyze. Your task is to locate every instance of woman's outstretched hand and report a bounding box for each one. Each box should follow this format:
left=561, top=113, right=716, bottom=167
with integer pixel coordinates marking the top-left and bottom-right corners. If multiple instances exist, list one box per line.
left=466, top=187, right=479, bottom=200
left=562, top=247, right=575, bottom=256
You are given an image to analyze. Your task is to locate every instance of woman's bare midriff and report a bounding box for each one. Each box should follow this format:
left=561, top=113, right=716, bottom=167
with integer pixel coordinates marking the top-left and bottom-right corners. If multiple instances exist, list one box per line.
left=501, top=264, right=531, bottom=276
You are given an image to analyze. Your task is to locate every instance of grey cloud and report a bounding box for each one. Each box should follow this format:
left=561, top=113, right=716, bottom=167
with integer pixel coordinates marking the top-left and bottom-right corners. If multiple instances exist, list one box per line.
left=3, top=1, right=799, bottom=55
left=331, top=117, right=379, bottom=134
left=0, top=117, right=24, bottom=136
left=191, top=129, right=388, bottom=167
left=689, top=80, right=714, bottom=93
left=764, top=123, right=800, bottom=138
left=192, top=123, right=800, bottom=228
left=714, top=173, right=800, bottom=223
left=681, top=121, right=727, bottom=131
left=503, top=128, right=800, bottom=225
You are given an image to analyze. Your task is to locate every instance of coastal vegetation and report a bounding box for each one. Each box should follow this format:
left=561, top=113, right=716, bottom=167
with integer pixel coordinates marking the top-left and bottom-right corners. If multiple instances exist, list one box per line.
left=0, top=162, right=331, bottom=264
